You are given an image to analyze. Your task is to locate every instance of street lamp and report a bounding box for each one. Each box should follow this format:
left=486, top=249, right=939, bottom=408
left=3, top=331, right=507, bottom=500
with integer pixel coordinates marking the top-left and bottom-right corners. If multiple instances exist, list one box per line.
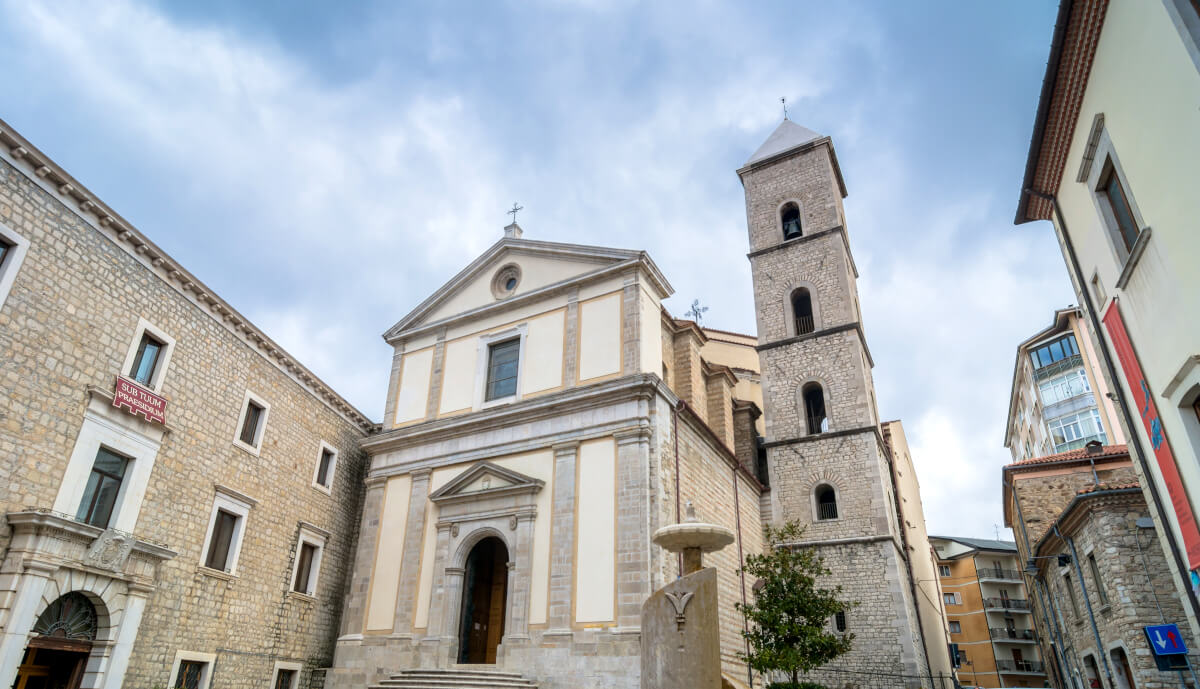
left=1024, top=554, right=1071, bottom=575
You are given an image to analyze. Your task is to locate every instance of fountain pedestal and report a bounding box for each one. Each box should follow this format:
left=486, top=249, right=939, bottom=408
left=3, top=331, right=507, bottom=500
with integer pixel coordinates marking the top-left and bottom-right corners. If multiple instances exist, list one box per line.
left=640, top=503, right=736, bottom=689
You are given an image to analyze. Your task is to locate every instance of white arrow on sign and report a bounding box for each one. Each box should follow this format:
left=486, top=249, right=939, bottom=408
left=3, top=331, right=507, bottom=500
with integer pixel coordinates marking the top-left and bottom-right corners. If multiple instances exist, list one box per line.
left=1156, top=630, right=1168, bottom=649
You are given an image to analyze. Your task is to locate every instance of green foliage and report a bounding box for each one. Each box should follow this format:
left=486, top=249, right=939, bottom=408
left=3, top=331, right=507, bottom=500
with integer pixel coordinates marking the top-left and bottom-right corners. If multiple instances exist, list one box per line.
left=736, top=521, right=855, bottom=686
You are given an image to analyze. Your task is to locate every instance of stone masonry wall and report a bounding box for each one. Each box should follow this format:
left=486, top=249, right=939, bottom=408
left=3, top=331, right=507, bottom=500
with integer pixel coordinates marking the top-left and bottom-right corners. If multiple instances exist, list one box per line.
left=1013, top=463, right=1137, bottom=542
left=0, top=155, right=368, bottom=688
left=742, top=143, right=842, bottom=256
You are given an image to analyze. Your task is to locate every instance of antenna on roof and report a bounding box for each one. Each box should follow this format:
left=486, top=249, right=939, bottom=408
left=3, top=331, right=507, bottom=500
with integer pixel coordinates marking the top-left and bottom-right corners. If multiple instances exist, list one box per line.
left=994, top=524, right=1000, bottom=540
left=780, top=97, right=788, bottom=121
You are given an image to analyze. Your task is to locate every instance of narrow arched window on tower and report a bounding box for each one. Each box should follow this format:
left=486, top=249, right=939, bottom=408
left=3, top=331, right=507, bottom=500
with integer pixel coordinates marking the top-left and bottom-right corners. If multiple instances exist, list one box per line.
left=802, top=383, right=827, bottom=434
left=816, top=484, right=838, bottom=521
left=791, top=288, right=814, bottom=335
left=781, top=202, right=802, bottom=240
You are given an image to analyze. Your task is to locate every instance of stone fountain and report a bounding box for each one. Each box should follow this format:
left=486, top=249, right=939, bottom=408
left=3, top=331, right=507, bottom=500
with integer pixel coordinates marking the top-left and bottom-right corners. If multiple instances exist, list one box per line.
left=641, top=502, right=736, bottom=689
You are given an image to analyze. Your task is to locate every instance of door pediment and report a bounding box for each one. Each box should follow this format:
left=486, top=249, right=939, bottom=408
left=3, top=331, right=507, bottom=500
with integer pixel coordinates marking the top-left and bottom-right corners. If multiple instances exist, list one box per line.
left=429, top=461, right=544, bottom=506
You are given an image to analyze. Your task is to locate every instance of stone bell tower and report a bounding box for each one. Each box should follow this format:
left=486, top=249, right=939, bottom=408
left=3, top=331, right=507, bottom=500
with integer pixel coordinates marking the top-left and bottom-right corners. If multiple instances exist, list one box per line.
left=738, top=120, right=929, bottom=687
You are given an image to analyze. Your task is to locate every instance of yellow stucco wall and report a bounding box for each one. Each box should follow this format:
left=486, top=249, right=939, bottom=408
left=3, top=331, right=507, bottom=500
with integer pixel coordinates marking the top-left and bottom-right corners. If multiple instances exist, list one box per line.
left=364, top=474, right=412, bottom=631
left=574, top=437, right=617, bottom=624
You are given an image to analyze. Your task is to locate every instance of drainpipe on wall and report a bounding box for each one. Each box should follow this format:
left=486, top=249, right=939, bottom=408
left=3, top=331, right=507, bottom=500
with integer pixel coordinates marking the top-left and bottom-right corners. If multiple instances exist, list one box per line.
left=1023, top=188, right=1200, bottom=630
left=1008, top=478, right=1078, bottom=686
left=1058, top=525, right=1116, bottom=689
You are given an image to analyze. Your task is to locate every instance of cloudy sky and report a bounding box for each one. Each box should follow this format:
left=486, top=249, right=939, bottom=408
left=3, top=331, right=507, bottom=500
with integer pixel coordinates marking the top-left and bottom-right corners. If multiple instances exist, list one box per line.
left=0, top=0, right=1073, bottom=539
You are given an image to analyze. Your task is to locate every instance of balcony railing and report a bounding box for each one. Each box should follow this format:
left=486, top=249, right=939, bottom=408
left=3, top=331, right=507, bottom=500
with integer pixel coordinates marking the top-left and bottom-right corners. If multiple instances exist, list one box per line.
left=996, top=659, right=1045, bottom=674
left=794, top=315, right=814, bottom=335
left=978, top=567, right=1023, bottom=581
left=1033, top=354, right=1083, bottom=381
left=990, top=628, right=1037, bottom=642
left=984, top=597, right=1031, bottom=611
left=817, top=502, right=838, bottom=521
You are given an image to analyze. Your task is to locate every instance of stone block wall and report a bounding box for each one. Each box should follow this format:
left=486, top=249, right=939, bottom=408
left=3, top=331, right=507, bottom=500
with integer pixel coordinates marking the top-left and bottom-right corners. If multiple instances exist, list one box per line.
left=1014, top=464, right=1137, bottom=542
left=748, top=232, right=855, bottom=345
left=0, top=151, right=369, bottom=688
left=741, top=143, right=844, bottom=256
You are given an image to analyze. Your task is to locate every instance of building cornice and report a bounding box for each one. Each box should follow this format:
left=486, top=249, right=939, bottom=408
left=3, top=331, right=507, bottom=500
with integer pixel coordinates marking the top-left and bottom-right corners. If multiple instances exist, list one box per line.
left=755, top=322, right=875, bottom=369
left=0, top=119, right=376, bottom=433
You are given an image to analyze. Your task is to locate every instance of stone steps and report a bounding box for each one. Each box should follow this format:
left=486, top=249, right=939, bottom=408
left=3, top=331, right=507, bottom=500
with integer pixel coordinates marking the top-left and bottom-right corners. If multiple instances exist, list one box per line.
left=371, top=667, right=538, bottom=689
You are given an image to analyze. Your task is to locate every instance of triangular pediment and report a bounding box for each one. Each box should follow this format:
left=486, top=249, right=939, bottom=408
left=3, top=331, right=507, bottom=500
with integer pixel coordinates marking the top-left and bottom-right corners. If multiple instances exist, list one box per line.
left=384, top=237, right=669, bottom=341
left=429, top=461, right=545, bottom=502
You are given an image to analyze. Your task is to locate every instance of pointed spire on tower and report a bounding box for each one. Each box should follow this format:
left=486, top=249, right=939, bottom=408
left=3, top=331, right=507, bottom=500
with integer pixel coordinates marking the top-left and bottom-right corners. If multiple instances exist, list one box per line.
left=744, top=119, right=825, bottom=167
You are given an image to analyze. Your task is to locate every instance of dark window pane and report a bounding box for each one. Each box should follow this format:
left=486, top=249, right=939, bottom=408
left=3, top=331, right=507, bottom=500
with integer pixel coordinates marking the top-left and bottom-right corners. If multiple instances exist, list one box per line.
left=240, top=402, right=263, bottom=445
left=76, top=448, right=128, bottom=527
left=175, top=661, right=205, bottom=689
left=316, top=449, right=334, bottom=487
left=130, top=333, right=163, bottom=386
left=294, top=543, right=317, bottom=593
left=206, top=509, right=238, bottom=571
left=485, top=340, right=520, bottom=401
left=1104, top=172, right=1140, bottom=252
left=1065, top=335, right=1078, bottom=357
left=275, top=669, right=296, bottom=689
left=0, top=239, right=10, bottom=266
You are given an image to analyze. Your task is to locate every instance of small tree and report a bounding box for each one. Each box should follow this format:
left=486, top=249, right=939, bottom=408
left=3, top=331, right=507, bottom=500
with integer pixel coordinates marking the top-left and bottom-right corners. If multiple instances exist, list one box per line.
left=737, top=521, right=856, bottom=689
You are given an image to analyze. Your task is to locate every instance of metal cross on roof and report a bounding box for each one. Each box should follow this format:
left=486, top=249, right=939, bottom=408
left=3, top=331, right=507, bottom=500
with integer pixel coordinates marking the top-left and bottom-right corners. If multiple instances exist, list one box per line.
left=781, top=97, right=788, bottom=121
left=507, top=202, right=524, bottom=224
left=685, top=299, right=708, bottom=325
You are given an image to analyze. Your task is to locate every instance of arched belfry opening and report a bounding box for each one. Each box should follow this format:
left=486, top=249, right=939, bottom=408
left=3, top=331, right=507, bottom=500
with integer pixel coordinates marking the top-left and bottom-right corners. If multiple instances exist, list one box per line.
left=781, top=202, right=802, bottom=240
left=457, top=537, right=509, bottom=664
left=15, top=592, right=97, bottom=689
left=791, top=288, right=814, bottom=335
left=815, top=484, right=838, bottom=521
left=802, top=383, right=828, bottom=435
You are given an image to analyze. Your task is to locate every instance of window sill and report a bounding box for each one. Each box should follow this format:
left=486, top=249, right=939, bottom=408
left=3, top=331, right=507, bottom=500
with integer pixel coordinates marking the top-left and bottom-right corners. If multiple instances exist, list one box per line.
left=232, top=439, right=262, bottom=457
left=311, top=482, right=333, bottom=496
left=1098, top=603, right=1111, bottom=615
left=479, top=394, right=519, bottom=411
left=1115, top=226, right=1152, bottom=290
left=197, top=565, right=238, bottom=581
left=286, top=590, right=317, bottom=604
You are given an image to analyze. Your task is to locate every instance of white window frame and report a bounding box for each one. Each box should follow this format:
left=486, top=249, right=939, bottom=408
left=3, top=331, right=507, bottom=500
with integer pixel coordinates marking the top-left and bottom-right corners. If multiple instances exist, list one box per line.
left=938, top=565, right=951, bottom=577
left=270, top=660, right=303, bottom=689
left=474, top=325, right=528, bottom=410
left=289, top=524, right=328, bottom=597
left=949, top=620, right=962, bottom=634
left=233, top=389, right=271, bottom=455
left=199, top=488, right=255, bottom=575
left=120, top=317, right=177, bottom=393
left=167, top=650, right=216, bottom=689
left=52, top=399, right=164, bottom=533
left=0, top=221, right=31, bottom=312
left=311, top=441, right=339, bottom=494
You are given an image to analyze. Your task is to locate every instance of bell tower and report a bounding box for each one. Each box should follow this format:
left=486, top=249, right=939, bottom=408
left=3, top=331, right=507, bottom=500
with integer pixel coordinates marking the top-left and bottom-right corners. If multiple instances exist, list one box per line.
left=738, top=120, right=929, bottom=687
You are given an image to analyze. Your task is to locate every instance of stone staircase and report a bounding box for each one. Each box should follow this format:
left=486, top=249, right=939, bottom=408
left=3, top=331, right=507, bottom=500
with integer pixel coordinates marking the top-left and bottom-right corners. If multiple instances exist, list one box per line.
left=371, top=667, right=538, bottom=689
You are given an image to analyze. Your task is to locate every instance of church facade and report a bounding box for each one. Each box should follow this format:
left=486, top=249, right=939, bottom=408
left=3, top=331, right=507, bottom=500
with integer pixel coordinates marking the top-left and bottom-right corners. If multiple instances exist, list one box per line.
left=0, top=111, right=945, bottom=689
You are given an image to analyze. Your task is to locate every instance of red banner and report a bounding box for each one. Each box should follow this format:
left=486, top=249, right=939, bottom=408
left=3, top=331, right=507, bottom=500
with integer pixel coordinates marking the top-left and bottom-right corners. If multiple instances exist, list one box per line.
left=1103, top=300, right=1200, bottom=568
left=113, top=376, right=167, bottom=425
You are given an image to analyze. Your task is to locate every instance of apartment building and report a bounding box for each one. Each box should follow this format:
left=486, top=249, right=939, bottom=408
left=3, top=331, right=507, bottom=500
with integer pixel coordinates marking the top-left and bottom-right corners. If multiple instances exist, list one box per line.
left=1005, top=308, right=1124, bottom=463
left=931, top=537, right=1047, bottom=688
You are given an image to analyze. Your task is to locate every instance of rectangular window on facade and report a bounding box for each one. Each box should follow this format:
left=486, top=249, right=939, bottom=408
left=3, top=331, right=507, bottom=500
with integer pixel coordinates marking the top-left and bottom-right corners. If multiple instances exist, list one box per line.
left=1064, top=574, right=1081, bottom=617
left=240, top=400, right=264, bottom=446
left=274, top=669, right=296, bottom=689
left=943, top=592, right=961, bottom=605
left=1088, top=553, right=1109, bottom=606
left=129, top=332, right=165, bottom=387
left=0, top=223, right=30, bottom=311
left=174, top=661, right=206, bottom=689
left=938, top=565, right=951, bottom=577
left=200, top=490, right=254, bottom=575
left=75, top=447, right=129, bottom=528
left=205, top=509, right=239, bottom=571
left=1099, top=164, right=1140, bottom=254
left=313, top=444, right=337, bottom=491
left=293, top=542, right=318, bottom=594
left=1048, top=409, right=1107, bottom=452
left=949, top=621, right=961, bottom=634
left=0, top=237, right=11, bottom=267
left=1031, top=335, right=1080, bottom=370
left=485, top=339, right=520, bottom=401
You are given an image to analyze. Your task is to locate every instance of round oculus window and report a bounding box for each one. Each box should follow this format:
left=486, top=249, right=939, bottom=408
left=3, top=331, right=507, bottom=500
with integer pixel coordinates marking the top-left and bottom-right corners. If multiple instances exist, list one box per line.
left=491, top=264, right=522, bottom=299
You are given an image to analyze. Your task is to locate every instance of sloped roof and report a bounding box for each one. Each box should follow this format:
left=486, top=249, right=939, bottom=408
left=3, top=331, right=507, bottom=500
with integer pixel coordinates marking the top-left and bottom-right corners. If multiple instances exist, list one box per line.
left=1007, top=443, right=1128, bottom=468
left=744, top=119, right=825, bottom=167
left=931, top=535, right=1018, bottom=553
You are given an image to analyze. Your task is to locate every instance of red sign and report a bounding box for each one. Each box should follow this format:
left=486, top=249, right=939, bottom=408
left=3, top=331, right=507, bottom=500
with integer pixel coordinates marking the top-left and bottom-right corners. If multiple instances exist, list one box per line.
left=1103, top=300, right=1200, bottom=568
left=113, top=376, right=167, bottom=425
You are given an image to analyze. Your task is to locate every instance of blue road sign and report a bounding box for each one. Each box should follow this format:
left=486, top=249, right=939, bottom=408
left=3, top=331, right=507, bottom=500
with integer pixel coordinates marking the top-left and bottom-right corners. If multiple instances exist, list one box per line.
left=1145, top=624, right=1189, bottom=656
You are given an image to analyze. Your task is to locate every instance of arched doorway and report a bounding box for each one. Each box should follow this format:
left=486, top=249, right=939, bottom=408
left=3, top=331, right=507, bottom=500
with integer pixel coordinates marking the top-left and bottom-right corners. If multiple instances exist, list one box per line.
left=457, top=537, right=509, bottom=664
left=14, top=592, right=97, bottom=689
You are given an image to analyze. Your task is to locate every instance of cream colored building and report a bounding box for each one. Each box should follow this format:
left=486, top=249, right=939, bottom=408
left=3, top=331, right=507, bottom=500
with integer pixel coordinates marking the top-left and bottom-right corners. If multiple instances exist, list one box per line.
left=1004, top=308, right=1125, bottom=463
left=1015, top=0, right=1200, bottom=641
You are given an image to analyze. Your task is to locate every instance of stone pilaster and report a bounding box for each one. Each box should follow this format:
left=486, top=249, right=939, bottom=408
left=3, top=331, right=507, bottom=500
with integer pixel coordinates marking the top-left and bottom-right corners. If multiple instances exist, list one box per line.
left=614, top=427, right=652, bottom=628
left=382, top=348, right=404, bottom=430
left=563, top=287, right=580, bottom=386
left=547, top=441, right=578, bottom=631
left=392, top=469, right=431, bottom=634
left=341, top=480, right=387, bottom=635
left=621, top=276, right=641, bottom=375
left=425, top=329, right=448, bottom=420
left=506, top=515, right=536, bottom=640
left=427, top=524, right=456, bottom=640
